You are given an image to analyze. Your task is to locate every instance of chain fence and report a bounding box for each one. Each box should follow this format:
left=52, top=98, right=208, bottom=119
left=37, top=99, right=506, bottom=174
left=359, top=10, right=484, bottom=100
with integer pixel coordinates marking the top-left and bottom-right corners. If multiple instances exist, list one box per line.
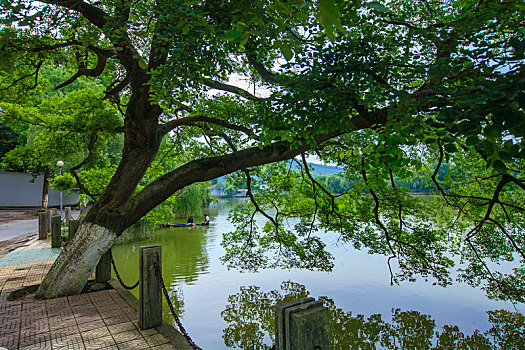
left=109, top=250, right=139, bottom=290
left=109, top=249, right=202, bottom=349
left=154, top=261, right=203, bottom=350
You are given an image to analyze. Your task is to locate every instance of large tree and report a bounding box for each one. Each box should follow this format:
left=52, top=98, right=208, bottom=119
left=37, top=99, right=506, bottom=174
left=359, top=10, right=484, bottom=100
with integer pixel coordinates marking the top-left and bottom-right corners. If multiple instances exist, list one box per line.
left=0, top=0, right=523, bottom=299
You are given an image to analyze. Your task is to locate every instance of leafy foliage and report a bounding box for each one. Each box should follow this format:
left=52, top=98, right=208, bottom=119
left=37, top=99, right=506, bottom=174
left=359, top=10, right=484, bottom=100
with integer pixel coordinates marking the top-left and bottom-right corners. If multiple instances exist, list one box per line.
left=0, top=0, right=524, bottom=301
left=50, top=172, right=77, bottom=193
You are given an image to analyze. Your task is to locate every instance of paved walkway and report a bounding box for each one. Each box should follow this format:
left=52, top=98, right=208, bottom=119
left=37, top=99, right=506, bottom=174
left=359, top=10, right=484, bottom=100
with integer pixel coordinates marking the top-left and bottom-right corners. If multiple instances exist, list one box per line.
left=0, top=239, right=189, bottom=350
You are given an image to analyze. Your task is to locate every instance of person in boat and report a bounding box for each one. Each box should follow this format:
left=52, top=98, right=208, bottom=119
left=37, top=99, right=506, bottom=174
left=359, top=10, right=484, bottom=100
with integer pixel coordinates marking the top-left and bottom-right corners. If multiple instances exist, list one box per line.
left=186, top=216, right=195, bottom=226
left=202, top=214, right=210, bottom=226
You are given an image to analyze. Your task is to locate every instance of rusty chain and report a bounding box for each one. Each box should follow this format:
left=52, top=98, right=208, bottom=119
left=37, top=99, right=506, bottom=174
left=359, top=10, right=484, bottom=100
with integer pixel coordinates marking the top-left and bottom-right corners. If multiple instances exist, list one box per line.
left=109, top=250, right=139, bottom=290
left=110, top=249, right=201, bottom=349
left=154, top=262, right=203, bottom=350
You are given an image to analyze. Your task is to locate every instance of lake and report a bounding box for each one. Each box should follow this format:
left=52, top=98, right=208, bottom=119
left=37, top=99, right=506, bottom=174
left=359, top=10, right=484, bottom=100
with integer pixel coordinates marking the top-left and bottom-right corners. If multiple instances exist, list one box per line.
left=111, top=199, right=523, bottom=349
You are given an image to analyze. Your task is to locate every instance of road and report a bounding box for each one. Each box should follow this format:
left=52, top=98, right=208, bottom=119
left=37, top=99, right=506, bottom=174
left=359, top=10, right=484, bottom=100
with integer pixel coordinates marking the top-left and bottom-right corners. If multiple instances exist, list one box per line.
left=0, top=218, right=38, bottom=242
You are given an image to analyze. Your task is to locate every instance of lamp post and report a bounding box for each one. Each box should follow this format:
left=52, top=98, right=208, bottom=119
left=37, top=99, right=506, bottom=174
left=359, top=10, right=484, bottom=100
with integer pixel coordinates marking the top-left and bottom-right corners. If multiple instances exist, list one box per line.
left=57, top=160, right=64, bottom=221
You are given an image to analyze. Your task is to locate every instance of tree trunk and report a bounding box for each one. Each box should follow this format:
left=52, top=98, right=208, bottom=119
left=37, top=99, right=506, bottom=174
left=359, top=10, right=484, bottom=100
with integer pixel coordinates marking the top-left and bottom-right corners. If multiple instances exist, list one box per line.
left=36, top=222, right=117, bottom=298
left=41, top=166, right=50, bottom=209
left=36, top=87, right=163, bottom=299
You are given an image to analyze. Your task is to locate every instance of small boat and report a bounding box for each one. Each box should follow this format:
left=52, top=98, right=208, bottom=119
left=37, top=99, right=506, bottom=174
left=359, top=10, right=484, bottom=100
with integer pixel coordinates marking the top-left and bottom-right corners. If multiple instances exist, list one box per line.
left=158, top=223, right=208, bottom=228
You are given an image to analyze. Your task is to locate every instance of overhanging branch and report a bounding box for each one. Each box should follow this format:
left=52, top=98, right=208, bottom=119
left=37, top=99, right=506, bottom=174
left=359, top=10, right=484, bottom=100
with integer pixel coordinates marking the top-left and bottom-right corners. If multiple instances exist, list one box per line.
left=39, top=0, right=108, bottom=29
left=0, top=61, right=43, bottom=91
left=201, top=77, right=266, bottom=102
left=117, top=130, right=342, bottom=225
left=55, top=46, right=116, bottom=90
left=159, top=115, right=255, bottom=137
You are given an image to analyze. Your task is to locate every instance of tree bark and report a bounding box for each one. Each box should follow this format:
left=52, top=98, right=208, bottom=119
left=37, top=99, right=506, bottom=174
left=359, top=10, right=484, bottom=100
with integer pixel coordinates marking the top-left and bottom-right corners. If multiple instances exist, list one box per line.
left=36, top=222, right=117, bottom=298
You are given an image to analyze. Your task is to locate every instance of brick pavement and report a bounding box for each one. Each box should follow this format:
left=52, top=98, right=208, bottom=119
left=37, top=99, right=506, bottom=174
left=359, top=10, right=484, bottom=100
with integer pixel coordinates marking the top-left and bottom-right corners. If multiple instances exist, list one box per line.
left=0, top=239, right=188, bottom=350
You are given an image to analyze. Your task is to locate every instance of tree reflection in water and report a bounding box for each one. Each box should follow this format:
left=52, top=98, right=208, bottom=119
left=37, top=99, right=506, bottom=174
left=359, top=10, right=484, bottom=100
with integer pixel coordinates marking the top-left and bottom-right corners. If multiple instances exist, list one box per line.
left=221, top=281, right=524, bottom=349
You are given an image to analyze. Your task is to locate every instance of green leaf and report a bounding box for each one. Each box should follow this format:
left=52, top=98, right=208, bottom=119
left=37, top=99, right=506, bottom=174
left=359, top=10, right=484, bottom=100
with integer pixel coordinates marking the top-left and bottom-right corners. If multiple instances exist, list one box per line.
left=444, top=143, right=457, bottom=153
left=317, top=0, right=344, bottom=42
left=280, top=42, right=294, bottom=61
left=484, top=125, right=500, bottom=138
left=424, top=137, right=435, bottom=145
left=498, top=151, right=512, bottom=162
left=224, top=30, right=242, bottom=38
left=138, top=60, right=147, bottom=70
left=318, top=0, right=340, bottom=19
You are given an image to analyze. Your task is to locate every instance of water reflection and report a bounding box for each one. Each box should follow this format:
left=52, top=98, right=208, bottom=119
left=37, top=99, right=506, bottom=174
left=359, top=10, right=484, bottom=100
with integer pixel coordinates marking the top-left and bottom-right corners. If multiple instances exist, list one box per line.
left=112, top=225, right=212, bottom=316
left=221, top=281, right=525, bottom=349
left=110, top=199, right=523, bottom=349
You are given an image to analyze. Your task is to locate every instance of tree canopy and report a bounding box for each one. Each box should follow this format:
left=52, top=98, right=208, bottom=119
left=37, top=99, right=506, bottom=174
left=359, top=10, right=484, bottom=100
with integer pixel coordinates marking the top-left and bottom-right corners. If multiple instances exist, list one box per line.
left=0, top=0, right=524, bottom=301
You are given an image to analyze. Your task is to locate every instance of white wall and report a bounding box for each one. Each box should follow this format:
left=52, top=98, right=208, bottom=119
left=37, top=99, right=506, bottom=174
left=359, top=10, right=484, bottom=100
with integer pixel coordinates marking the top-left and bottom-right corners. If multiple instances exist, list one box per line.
left=0, top=172, right=79, bottom=208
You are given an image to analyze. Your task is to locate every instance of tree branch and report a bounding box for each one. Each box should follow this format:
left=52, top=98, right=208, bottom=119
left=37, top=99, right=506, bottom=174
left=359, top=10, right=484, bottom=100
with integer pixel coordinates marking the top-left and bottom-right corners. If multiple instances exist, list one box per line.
left=55, top=46, right=116, bottom=90
left=39, top=0, right=108, bottom=29
left=0, top=61, right=43, bottom=91
left=113, top=130, right=342, bottom=229
left=69, top=132, right=101, bottom=201
left=104, top=75, right=130, bottom=101
left=159, top=115, right=255, bottom=137
left=246, top=52, right=281, bottom=84
left=39, top=0, right=147, bottom=78
left=201, top=77, right=266, bottom=102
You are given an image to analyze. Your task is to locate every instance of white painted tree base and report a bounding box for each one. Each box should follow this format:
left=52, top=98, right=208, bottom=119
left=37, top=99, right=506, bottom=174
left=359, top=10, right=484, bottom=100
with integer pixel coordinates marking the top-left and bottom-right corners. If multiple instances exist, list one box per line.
left=36, top=222, right=117, bottom=299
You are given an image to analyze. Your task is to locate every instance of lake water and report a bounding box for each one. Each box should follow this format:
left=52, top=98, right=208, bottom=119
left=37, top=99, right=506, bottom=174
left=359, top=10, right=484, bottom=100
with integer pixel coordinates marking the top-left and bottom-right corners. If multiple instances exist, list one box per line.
left=111, top=199, right=523, bottom=349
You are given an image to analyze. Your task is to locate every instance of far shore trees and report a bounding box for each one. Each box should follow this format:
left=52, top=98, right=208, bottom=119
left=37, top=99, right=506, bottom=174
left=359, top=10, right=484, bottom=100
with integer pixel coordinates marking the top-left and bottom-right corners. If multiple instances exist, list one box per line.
left=0, top=0, right=523, bottom=300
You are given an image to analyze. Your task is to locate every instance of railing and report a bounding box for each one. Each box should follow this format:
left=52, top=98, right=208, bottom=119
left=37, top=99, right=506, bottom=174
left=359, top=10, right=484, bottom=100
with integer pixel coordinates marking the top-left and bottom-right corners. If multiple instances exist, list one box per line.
left=109, top=245, right=202, bottom=350
left=108, top=246, right=329, bottom=350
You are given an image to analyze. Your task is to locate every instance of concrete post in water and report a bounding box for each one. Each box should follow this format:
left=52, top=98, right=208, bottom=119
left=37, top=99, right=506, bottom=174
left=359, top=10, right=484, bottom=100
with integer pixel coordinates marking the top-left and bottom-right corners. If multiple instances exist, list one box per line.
left=275, top=298, right=330, bottom=350
left=38, top=211, right=48, bottom=240
left=50, top=215, right=61, bottom=248
left=68, top=220, right=80, bottom=241
left=95, top=250, right=112, bottom=283
left=139, top=245, right=162, bottom=330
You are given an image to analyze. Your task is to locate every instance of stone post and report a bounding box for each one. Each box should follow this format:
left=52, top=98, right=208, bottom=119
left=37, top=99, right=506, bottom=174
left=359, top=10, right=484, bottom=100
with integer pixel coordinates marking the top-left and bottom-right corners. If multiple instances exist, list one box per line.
left=38, top=211, right=48, bottom=240
left=68, top=220, right=80, bottom=241
left=139, top=245, right=162, bottom=330
left=46, top=210, right=52, bottom=233
left=64, top=207, right=71, bottom=226
left=50, top=215, right=61, bottom=248
left=96, top=251, right=112, bottom=283
left=275, top=298, right=330, bottom=350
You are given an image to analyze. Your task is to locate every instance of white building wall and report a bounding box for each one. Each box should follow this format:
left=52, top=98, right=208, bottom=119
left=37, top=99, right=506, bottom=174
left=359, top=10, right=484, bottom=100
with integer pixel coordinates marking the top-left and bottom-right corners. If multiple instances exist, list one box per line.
left=0, top=172, right=79, bottom=208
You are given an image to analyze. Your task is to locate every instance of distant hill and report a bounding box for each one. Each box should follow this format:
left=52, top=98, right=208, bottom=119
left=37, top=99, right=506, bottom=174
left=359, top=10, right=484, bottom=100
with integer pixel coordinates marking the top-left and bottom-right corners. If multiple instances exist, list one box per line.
left=214, top=162, right=343, bottom=185
left=302, top=162, right=343, bottom=177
